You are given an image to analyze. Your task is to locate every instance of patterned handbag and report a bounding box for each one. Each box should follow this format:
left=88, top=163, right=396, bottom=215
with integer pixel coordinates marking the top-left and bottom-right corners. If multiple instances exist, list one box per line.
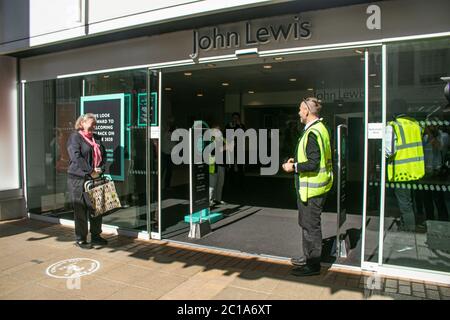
left=83, top=177, right=122, bottom=217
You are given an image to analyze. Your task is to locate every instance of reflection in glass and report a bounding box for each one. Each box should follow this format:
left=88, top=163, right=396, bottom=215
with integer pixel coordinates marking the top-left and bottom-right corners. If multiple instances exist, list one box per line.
left=383, top=38, right=450, bottom=273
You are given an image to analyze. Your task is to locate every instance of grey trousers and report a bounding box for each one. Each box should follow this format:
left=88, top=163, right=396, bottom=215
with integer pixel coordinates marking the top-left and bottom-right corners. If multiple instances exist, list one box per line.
left=394, top=188, right=416, bottom=229
left=297, top=194, right=327, bottom=267
left=209, top=166, right=225, bottom=202
left=67, top=177, right=103, bottom=241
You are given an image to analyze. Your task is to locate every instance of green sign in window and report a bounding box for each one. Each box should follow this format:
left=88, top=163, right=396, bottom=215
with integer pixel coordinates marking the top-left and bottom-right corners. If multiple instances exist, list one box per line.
left=124, top=94, right=132, bottom=160
left=137, top=92, right=158, bottom=127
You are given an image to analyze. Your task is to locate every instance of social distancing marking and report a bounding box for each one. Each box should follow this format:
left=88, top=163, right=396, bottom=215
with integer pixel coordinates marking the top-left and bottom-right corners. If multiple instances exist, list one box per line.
left=46, top=258, right=100, bottom=279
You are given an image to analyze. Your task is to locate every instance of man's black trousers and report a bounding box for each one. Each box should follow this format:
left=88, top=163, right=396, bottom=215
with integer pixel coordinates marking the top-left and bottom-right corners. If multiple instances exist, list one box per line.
left=297, top=194, right=327, bottom=267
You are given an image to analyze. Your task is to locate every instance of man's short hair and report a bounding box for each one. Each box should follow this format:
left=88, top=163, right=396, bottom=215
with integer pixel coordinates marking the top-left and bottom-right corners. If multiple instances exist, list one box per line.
left=302, top=97, right=322, bottom=116
left=232, top=112, right=241, bottom=118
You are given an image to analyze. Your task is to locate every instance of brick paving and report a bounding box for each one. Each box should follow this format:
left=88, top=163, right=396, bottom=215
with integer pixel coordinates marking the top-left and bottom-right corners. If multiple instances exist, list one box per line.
left=0, top=218, right=449, bottom=300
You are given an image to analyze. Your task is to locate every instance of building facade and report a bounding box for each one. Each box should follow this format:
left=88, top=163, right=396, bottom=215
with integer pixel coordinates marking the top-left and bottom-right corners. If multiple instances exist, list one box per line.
left=1, top=0, right=449, bottom=284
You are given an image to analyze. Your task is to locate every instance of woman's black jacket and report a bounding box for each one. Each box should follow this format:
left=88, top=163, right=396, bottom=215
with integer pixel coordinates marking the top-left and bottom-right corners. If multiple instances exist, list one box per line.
left=66, top=131, right=107, bottom=179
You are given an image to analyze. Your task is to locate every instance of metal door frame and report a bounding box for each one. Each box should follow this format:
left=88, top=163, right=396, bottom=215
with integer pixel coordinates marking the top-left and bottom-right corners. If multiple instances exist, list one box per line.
left=360, top=45, right=384, bottom=272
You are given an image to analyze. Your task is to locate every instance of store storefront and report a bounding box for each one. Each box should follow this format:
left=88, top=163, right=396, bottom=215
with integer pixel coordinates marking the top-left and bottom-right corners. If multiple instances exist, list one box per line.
left=19, top=0, right=450, bottom=283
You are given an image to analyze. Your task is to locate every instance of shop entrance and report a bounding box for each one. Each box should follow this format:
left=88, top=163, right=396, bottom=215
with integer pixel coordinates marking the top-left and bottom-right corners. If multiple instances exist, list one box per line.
left=157, top=47, right=380, bottom=267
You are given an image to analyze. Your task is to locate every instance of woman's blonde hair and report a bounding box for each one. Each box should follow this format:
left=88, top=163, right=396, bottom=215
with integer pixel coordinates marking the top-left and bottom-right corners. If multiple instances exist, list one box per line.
left=74, top=113, right=97, bottom=130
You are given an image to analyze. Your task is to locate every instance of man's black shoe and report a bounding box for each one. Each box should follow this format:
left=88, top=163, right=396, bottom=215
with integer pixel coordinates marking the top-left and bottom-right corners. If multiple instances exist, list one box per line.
left=291, top=265, right=321, bottom=277
left=290, top=256, right=307, bottom=267
left=75, top=240, right=92, bottom=249
left=91, top=236, right=108, bottom=246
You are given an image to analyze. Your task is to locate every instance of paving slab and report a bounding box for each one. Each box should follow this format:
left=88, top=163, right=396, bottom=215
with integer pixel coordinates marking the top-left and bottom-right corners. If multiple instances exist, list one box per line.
left=1, top=218, right=449, bottom=300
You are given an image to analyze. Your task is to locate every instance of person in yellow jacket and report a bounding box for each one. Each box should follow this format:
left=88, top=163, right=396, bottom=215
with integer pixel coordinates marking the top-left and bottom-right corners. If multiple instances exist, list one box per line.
left=386, top=113, right=425, bottom=232
left=209, top=125, right=228, bottom=207
left=282, top=97, right=333, bottom=276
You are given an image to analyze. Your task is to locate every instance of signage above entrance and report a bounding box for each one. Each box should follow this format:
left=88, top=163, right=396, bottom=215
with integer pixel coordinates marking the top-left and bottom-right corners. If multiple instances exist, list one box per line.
left=190, top=16, right=311, bottom=59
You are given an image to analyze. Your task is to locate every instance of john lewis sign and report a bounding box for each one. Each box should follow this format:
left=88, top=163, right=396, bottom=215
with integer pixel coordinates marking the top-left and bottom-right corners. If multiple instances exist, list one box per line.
left=190, top=16, right=311, bottom=59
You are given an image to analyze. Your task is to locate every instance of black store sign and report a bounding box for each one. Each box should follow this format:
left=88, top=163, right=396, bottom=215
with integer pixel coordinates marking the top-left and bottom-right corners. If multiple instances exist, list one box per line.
left=81, top=94, right=125, bottom=181
left=337, top=125, right=347, bottom=227
left=190, top=122, right=209, bottom=213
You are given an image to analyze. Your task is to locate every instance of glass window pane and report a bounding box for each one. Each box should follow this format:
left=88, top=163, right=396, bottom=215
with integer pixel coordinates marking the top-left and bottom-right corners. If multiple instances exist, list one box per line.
left=364, top=47, right=383, bottom=263
left=383, top=38, right=450, bottom=272
left=84, top=70, right=149, bottom=231
left=24, top=69, right=152, bottom=233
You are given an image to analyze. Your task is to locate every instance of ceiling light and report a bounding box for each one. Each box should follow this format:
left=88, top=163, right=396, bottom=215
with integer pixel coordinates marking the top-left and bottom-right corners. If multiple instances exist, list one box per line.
left=248, top=91, right=255, bottom=94
left=207, top=64, right=216, bottom=67
left=374, top=85, right=381, bottom=88
left=263, top=65, right=272, bottom=69
left=165, top=87, right=172, bottom=91
left=103, top=75, right=110, bottom=79
left=197, top=93, right=203, bottom=97
left=289, top=78, right=297, bottom=82
left=184, top=72, right=192, bottom=76
left=274, top=57, right=284, bottom=61
left=369, top=73, right=377, bottom=77
left=354, top=49, right=363, bottom=54
left=307, top=88, right=314, bottom=91
left=222, top=83, right=229, bottom=86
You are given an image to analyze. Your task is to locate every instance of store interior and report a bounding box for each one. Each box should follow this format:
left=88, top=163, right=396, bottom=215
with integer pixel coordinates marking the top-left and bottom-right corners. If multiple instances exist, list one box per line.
left=159, top=49, right=368, bottom=266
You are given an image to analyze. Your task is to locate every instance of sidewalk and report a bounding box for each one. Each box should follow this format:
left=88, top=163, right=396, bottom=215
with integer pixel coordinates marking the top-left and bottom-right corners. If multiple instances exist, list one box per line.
left=0, top=218, right=448, bottom=300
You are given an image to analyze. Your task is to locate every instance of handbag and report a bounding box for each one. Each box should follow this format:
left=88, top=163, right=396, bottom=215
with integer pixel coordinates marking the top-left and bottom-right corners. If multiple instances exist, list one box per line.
left=83, top=176, right=122, bottom=217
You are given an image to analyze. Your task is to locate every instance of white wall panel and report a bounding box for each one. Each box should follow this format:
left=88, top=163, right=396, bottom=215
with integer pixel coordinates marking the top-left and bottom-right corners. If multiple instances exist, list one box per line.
left=29, top=0, right=84, bottom=37
left=88, top=0, right=201, bottom=23
left=0, top=56, right=20, bottom=191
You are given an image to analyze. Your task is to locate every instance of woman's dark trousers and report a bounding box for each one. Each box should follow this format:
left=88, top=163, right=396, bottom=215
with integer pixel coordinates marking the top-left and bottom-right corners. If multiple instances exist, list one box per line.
left=67, top=177, right=103, bottom=241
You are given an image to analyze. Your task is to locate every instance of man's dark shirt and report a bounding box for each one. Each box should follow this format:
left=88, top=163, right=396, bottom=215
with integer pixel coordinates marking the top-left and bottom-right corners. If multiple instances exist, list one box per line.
left=295, top=132, right=321, bottom=172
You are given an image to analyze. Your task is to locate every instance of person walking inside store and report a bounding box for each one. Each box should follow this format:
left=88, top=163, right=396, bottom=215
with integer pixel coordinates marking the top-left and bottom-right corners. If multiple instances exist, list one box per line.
left=209, top=124, right=229, bottom=207
left=282, top=97, right=333, bottom=276
left=225, top=112, right=246, bottom=189
left=67, top=113, right=108, bottom=249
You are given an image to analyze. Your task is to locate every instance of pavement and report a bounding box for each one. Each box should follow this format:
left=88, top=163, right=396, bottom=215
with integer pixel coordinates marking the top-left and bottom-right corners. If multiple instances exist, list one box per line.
left=0, top=218, right=449, bottom=300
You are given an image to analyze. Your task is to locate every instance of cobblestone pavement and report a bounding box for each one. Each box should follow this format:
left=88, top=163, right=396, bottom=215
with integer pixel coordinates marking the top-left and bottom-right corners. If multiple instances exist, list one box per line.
left=0, top=218, right=448, bottom=300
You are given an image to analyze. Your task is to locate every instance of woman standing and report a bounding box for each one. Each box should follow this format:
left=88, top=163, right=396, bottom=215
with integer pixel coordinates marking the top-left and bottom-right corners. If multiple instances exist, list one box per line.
left=67, top=113, right=108, bottom=249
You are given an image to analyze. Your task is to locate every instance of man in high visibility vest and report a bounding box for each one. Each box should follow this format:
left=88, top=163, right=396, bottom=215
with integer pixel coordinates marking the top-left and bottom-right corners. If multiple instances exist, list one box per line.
left=209, top=125, right=228, bottom=207
left=386, top=114, right=425, bottom=231
left=282, top=97, right=333, bottom=276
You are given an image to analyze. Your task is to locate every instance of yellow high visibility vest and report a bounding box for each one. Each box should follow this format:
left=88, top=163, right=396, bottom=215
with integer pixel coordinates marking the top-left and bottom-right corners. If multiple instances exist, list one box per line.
left=388, top=117, right=425, bottom=182
left=209, top=136, right=227, bottom=174
left=296, top=121, right=333, bottom=202
left=209, top=155, right=216, bottom=174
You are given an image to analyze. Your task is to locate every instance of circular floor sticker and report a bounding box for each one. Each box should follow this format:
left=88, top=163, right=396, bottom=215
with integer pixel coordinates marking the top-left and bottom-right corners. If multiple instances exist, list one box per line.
left=46, top=258, right=100, bottom=279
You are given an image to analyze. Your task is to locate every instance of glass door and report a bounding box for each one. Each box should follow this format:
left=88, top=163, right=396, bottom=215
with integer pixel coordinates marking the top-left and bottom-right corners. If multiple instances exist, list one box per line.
left=82, top=70, right=150, bottom=232
left=362, top=38, right=450, bottom=278
left=361, top=45, right=384, bottom=270
left=148, top=69, right=161, bottom=239
left=381, top=38, right=450, bottom=274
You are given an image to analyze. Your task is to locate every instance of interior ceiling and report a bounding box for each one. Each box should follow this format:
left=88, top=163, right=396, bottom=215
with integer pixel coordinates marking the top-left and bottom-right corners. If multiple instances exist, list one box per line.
left=162, top=49, right=369, bottom=98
